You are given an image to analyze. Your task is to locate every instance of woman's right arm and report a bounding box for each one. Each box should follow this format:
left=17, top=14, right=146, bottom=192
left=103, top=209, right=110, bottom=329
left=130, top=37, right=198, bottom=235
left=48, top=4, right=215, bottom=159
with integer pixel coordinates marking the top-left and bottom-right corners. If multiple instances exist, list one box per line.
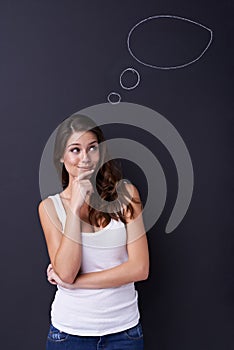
left=38, top=168, right=95, bottom=284
left=38, top=198, right=82, bottom=284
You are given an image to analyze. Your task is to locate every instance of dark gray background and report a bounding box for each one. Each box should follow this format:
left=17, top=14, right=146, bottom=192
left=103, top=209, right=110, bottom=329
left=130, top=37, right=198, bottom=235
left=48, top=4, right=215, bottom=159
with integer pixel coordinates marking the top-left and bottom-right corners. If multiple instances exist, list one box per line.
left=1, top=1, right=233, bottom=349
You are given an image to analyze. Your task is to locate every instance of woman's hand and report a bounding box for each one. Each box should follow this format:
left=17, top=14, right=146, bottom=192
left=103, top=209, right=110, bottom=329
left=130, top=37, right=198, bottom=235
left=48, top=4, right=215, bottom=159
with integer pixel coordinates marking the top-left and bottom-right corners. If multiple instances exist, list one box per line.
left=47, top=263, right=56, bottom=285
left=46, top=263, right=76, bottom=289
left=69, top=169, right=95, bottom=214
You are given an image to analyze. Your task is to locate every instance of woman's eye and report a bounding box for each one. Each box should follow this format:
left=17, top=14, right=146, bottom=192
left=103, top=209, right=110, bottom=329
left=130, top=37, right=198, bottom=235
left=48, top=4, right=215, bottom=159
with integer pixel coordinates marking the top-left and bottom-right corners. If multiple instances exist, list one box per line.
left=70, top=145, right=98, bottom=153
left=89, top=145, right=98, bottom=151
left=70, top=147, right=80, bottom=153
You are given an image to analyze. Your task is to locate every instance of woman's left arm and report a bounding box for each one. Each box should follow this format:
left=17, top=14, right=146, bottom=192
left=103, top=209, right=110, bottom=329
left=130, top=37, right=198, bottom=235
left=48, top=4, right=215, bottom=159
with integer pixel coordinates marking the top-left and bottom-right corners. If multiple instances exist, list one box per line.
left=48, top=184, right=150, bottom=289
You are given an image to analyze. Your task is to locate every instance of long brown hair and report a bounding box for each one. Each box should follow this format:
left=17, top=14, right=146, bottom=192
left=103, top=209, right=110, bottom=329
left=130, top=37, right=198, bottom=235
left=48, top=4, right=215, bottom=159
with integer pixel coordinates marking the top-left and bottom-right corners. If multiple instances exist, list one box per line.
left=53, top=113, right=140, bottom=227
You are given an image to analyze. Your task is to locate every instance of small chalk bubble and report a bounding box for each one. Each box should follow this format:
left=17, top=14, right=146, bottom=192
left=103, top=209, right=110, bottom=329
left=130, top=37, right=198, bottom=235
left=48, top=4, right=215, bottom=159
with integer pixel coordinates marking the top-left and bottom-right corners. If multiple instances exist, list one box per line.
left=107, top=92, right=121, bottom=104
left=120, top=67, right=140, bottom=90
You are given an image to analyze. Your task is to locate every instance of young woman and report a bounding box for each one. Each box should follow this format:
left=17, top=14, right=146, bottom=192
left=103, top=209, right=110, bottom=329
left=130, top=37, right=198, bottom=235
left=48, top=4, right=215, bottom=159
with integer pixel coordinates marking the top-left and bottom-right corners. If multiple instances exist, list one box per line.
left=38, top=114, right=149, bottom=350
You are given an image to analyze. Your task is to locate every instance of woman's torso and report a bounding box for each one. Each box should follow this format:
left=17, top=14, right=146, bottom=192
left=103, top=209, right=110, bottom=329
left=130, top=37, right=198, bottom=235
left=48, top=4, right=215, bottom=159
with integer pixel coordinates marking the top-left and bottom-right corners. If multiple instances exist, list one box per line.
left=47, top=193, right=140, bottom=336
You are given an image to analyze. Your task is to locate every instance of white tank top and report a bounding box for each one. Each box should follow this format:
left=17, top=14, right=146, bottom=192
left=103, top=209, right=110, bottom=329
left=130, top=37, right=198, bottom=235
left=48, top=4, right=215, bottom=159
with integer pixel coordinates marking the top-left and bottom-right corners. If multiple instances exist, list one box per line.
left=47, top=193, right=140, bottom=336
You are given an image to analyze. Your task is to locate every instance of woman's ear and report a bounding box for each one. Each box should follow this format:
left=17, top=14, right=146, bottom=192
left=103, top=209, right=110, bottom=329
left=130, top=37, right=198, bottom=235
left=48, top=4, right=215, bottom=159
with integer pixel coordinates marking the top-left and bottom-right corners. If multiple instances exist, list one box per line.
left=60, top=159, right=64, bottom=163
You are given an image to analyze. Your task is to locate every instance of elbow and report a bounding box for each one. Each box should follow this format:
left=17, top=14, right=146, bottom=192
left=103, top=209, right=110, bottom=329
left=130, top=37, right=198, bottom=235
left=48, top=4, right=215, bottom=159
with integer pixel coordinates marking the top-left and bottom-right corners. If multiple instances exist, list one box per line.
left=53, top=256, right=81, bottom=284
left=59, top=273, right=76, bottom=284
left=141, top=268, right=149, bottom=281
left=136, top=265, right=149, bottom=281
left=53, top=265, right=78, bottom=284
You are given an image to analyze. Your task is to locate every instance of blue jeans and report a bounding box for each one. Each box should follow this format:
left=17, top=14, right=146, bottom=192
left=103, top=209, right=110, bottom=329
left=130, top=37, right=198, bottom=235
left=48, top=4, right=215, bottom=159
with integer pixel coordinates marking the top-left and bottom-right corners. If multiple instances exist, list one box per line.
left=46, top=322, right=144, bottom=349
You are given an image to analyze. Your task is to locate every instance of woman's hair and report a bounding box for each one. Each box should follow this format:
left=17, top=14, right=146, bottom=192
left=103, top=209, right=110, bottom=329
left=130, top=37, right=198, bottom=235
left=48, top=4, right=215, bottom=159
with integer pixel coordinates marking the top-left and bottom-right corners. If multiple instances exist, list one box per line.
left=53, top=114, right=140, bottom=227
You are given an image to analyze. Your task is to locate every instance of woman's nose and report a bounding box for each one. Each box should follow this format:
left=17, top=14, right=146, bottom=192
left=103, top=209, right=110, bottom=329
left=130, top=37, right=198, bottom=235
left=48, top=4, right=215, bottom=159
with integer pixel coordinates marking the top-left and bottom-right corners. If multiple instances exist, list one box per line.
left=80, top=151, right=90, bottom=163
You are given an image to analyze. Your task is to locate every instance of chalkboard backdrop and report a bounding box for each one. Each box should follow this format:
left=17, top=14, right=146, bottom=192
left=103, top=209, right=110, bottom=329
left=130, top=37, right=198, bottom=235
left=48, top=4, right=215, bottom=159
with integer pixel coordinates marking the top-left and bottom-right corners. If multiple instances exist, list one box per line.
left=1, top=1, right=233, bottom=350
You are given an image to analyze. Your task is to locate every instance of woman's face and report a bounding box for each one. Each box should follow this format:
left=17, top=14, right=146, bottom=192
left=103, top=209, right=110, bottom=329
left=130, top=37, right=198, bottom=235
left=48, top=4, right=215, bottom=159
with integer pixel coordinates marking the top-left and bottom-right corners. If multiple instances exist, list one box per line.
left=61, top=130, right=100, bottom=179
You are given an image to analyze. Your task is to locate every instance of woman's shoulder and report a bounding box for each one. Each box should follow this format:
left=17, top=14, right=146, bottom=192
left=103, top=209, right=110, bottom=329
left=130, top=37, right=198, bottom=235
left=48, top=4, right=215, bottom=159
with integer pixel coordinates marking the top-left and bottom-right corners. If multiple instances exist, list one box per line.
left=37, top=194, right=63, bottom=230
left=123, top=182, right=140, bottom=197
left=37, top=193, right=59, bottom=213
left=122, top=182, right=141, bottom=206
left=121, top=182, right=142, bottom=220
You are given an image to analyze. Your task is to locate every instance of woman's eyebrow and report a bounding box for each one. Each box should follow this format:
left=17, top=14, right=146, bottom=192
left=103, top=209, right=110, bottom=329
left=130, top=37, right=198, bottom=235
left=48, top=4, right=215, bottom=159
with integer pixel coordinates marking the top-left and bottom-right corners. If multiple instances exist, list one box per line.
left=67, top=140, right=98, bottom=147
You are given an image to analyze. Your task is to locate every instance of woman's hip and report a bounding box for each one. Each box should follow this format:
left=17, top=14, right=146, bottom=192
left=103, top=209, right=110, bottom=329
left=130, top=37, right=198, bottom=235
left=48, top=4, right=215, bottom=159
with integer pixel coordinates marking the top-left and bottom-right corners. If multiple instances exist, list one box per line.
left=46, top=322, right=144, bottom=350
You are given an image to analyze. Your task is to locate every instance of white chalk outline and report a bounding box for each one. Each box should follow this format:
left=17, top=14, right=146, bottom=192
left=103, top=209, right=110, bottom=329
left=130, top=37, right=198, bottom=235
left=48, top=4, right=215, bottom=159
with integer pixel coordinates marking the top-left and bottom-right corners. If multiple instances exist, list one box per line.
left=127, top=14, right=213, bottom=70
left=107, top=92, right=121, bottom=104
left=119, top=67, right=141, bottom=90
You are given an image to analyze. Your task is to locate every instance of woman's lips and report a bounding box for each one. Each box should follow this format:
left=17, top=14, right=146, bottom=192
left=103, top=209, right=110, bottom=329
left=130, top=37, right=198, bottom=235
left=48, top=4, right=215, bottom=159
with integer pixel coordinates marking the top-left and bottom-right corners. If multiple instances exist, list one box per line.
left=78, top=167, right=93, bottom=170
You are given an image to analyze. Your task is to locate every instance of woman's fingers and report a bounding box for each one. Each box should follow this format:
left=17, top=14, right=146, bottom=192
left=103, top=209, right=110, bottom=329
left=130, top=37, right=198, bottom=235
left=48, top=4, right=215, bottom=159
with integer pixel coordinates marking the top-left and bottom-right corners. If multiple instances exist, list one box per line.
left=74, top=169, right=94, bottom=181
left=69, top=169, right=95, bottom=212
left=46, top=263, right=55, bottom=283
left=48, top=276, right=57, bottom=285
left=77, top=169, right=94, bottom=181
left=46, top=264, right=53, bottom=276
left=47, top=270, right=58, bottom=285
left=46, top=263, right=53, bottom=274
